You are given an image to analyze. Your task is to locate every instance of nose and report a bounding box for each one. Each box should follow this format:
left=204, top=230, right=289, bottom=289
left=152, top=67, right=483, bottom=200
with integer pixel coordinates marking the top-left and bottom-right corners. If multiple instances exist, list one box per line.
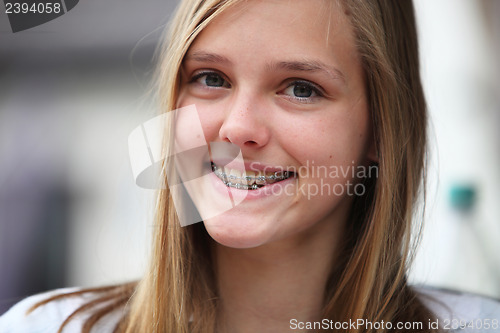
left=218, top=93, right=270, bottom=149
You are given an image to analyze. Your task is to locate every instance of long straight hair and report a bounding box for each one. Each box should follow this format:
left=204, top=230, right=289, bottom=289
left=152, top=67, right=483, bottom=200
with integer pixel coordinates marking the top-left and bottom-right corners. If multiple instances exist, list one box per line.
left=30, top=1, right=436, bottom=332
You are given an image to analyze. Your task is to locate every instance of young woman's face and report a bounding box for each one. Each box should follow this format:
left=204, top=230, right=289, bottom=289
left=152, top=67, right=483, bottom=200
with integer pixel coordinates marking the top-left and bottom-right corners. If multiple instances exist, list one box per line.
left=176, top=0, right=374, bottom=248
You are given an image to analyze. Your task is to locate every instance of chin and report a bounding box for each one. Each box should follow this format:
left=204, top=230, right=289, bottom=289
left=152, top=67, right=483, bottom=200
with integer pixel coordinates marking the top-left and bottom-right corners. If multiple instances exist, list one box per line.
left=203, top=215, right=272, bottom=249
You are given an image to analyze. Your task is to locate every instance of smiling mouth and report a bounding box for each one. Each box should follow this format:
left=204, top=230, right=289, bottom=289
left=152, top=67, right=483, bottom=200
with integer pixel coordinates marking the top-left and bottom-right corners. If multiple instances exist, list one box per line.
left=211, top=162, right=294, bottom=190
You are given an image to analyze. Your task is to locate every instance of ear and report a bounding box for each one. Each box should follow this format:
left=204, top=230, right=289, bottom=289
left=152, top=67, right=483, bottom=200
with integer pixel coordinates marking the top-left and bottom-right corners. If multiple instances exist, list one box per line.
left=367, top=139, right=379, bottom=163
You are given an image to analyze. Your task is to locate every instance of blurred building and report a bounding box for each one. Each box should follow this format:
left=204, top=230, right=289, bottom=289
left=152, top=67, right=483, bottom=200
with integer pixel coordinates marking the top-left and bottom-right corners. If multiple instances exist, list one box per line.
left=411, top=0, right=500, bottom=297
left=0, top=0, right=176, bottom=314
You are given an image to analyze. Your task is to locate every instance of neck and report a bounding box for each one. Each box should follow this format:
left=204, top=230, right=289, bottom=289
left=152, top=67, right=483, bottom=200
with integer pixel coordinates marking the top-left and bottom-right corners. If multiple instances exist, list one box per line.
left=214, top=217, right=345, bottom=333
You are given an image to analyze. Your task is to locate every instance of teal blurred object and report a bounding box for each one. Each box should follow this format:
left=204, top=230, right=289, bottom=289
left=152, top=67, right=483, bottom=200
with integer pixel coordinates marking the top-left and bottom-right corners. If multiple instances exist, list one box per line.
left=449, top=184, right=477, bottom=212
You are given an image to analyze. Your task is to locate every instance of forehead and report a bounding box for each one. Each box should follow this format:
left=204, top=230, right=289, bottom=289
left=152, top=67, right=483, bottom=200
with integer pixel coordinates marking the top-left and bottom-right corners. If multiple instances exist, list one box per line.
left=187, top=0, right=360, bottom=82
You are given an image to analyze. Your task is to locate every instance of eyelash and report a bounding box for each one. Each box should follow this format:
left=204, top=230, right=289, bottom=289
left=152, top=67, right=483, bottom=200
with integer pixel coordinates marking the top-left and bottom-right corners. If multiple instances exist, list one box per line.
left=280, top=80, right=324, bottom=103
left=189, top=70, right=231, bottom=88
left=188, top=70, right=324, bottom=103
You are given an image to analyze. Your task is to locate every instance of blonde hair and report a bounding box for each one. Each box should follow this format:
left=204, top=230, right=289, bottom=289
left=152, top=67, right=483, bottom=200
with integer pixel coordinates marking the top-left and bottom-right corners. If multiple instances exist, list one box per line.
left=31, top=1, right=436, bottom=332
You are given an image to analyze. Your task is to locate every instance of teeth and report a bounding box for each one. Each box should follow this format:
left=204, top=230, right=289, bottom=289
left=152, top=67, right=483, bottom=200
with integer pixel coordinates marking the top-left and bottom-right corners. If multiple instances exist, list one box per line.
left=244, top=171, right=257, bottom=186
left=231, top=169, right=241, bottom=178
left=255, top=175, right=266, bottom=185
left=233, top=169, right=243, bottom=184
left=225, top=167, right=236, bottom=180
left=245, top=170, right=256, bottom=179
left=211, top=162, right=292, bottom=190
left=239, top=170, right=248, bottom=185
left=275, top=171, right=287, bottom=178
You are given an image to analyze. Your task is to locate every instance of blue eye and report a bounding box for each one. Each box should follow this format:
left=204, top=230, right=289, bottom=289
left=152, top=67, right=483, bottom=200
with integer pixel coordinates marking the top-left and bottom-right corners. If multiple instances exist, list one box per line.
left=281, top=81, right=321, bottom=101
left=192, top=72, right=230, bottom=88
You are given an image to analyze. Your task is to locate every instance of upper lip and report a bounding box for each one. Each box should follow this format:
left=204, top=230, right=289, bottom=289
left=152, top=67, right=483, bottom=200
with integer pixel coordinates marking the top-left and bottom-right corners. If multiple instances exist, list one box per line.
left=211, top=160, right=294, bottom=174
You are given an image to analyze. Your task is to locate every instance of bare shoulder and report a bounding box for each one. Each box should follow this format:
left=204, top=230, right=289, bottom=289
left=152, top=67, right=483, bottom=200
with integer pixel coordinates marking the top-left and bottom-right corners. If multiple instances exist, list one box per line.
left=0, top=288, right=123, bottom=333
left=415, top=286, right=500, bottom=333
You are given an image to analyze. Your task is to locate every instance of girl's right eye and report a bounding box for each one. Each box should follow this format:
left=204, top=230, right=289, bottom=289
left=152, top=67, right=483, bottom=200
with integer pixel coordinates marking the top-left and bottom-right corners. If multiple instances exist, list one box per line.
left=191, top=72, right=231, bottom=88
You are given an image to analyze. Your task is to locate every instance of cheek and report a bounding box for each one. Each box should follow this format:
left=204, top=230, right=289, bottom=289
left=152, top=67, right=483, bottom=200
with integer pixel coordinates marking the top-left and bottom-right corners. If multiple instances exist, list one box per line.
left=277, top=113, right=370, bottom=166
left=176, top=96, right=223, bottom=143
left=198, top=108, right=225, bottom=143
left=174, top=105, right=205, bottom=151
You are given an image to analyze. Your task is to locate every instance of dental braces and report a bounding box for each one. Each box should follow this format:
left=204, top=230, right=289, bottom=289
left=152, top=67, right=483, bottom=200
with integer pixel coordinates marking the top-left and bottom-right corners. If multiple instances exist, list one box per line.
left=211, top=164, right=290, bottom=182
left=223, top=181, right=261, bottom=190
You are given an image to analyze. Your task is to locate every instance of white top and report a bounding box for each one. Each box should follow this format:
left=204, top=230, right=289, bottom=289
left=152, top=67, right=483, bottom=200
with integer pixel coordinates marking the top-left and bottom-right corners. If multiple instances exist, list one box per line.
left=0, top=288, right=123, bottom=333
left=1, top=287, right=499, bottom=332
left=418, top=287, right=500, bottom=333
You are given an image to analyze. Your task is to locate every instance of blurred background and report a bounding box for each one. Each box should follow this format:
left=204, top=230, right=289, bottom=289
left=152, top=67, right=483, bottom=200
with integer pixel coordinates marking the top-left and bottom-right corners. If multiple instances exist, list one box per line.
left=410, top=0, right=500, bottom=297
left=1, top=0, right=499, bottom=316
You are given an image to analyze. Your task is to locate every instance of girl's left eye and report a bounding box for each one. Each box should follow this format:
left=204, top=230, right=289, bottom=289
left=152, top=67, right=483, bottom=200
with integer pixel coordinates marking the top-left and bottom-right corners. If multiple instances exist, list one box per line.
left=280, top=81, right=322, bottom=101
left=191, top=72, right=231, bottom=88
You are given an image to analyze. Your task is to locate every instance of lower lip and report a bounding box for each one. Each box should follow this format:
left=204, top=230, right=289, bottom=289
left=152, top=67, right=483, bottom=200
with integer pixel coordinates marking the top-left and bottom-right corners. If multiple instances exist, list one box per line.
left=208, top=172, right=297, bottom=200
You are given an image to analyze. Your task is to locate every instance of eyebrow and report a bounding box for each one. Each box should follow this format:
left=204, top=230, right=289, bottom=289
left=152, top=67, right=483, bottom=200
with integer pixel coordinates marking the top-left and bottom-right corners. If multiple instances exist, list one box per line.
left=185, top=51, right=233, bottom=65
left=185, top=51, right=345, bottom=84
left=268, top=60, right=346, bottom=84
